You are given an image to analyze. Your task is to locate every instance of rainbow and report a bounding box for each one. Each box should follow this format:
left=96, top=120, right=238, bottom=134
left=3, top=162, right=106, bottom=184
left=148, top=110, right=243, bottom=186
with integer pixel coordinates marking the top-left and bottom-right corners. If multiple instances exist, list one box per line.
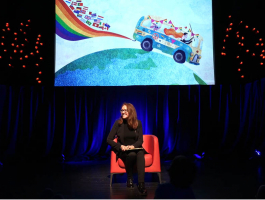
left=56, top=0, right=131, bottom=41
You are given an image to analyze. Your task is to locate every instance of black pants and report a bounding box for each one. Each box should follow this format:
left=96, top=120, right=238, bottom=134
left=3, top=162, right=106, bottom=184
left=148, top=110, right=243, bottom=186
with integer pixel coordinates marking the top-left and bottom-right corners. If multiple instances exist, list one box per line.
left=120, top=149, right=145, bottom=183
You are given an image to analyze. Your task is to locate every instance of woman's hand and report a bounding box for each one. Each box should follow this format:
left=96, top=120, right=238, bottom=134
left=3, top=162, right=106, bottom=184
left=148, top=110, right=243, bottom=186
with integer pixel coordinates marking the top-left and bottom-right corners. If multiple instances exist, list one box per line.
left=128, top=145, right=135, bottom=150
left=121, top=145, right=127, bottom=151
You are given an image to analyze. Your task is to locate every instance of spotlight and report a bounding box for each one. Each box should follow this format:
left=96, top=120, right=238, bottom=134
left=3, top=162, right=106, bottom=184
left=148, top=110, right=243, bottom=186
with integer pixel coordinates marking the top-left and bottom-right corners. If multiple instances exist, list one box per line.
left=255, top=150, right=261, bottom=156
left=194, top=152, right=205, bottom=159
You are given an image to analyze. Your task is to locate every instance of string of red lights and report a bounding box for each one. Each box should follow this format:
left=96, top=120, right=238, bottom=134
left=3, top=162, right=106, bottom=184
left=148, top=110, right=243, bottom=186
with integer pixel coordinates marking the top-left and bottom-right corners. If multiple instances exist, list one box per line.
left=0, top=20, right=44, bottom=84
left=221, top=15, right=264, bottom=79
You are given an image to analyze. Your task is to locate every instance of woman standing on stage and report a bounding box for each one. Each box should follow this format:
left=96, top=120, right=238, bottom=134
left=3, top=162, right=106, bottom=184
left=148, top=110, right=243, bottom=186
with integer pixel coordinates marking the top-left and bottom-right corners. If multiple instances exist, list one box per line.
left=107, top=102, right=147, bottom=195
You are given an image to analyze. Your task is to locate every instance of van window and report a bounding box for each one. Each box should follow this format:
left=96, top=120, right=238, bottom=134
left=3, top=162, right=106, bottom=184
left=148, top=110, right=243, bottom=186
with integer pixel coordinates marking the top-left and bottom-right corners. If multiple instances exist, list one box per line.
left=192, top=37, right=199, bottom=48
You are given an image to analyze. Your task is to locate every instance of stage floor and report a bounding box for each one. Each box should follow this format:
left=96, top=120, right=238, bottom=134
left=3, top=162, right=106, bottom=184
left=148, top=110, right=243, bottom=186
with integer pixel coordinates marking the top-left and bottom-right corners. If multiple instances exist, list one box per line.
left=0, top=157, right=264, bottom=198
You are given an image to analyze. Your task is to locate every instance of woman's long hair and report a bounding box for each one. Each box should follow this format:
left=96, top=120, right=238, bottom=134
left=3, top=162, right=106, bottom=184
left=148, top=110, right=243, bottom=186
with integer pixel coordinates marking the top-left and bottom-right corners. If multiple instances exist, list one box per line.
left=118, top=103, right=138, bottom=129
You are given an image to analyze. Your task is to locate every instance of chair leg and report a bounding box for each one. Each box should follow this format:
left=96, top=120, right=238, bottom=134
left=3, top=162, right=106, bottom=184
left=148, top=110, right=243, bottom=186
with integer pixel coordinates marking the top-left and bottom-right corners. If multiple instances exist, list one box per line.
left=157, top=172, right=162, bottom=184
left=110, top=173, right=113, bottom=187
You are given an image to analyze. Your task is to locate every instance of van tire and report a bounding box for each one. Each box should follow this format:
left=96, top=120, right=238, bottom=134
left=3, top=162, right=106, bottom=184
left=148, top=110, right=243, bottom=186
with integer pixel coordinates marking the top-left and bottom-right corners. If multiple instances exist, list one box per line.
left=173, top=50, right=185, bottom=63
left=141, top=39, right=153, bottom=51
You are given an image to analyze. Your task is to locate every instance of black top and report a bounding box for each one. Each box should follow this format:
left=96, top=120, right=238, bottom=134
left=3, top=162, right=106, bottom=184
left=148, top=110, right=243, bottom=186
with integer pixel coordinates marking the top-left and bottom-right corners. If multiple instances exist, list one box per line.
left=123, top=119, right=137, bottom=146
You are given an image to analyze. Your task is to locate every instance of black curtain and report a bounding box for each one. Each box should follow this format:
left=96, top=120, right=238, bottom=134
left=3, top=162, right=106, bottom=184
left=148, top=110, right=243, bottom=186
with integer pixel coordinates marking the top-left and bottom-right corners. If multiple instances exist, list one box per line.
left=0, top=78, right=265, bottom=163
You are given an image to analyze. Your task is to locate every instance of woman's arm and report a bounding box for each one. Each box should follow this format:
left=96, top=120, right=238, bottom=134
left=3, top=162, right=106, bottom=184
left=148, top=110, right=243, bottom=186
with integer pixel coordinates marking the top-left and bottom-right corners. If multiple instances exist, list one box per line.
left=132, top=120, right=143, bottom=148
left=107, top=120, right=122, bottom=151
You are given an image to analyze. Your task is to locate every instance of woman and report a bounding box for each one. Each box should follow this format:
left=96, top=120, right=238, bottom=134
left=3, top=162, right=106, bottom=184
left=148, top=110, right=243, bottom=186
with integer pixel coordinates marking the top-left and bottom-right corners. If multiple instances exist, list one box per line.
left=107, top=103, right=147, bottom=195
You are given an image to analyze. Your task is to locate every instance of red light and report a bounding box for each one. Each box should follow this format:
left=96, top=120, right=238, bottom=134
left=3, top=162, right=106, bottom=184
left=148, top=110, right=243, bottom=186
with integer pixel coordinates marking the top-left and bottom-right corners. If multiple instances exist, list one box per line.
left=39, top=71, right=42, bottom=74
left=2, top=29, right=5, bottom=31
left=253, top=28, right=256, bottom=31
left=4, top=49, right=7, bottom=52
left=237, top=35, right=240, bottom=38
left=26, top=24, right=29, bottom=27
left=25, top=38, right=27, bottom=41
left=21, top=23, right=23, bottom=26
left=257, top=30, right=259, bottom=33
left=14, top=50, right=17, bottom=53
left=242, top=36, right=244, bottom=40
left=35, top=46, right=38, bottom=49
left=229, top=28, right=232, bottom=30
left=6, top=23, right=9, bottom=27
left=36, top=78, right=39, bottom=80
left=260, top=38, right=262, bottom=41
left=36, top=42, right=39, bottom=44
left=36, top=64, right=39, bottom=66
left=16, top=45, right=19, bottom=48
left=40, top=57, right=43, bottom=60
left=20, top=29, right=22, bottom=32
left=11, top=43, right=14, bottom=46
left=36, top=50, right=39, bottom=53
left=240, top=21, right=243, bottom=23
left=236, top=56, right=239, bottom=58
left=223, top=46, right=225, bottom=49
left=238, top=68, right=241, bottom=71
left=241, top=43, right=244, bottom=46
left=23, top=65, right=26, bottom=68
left=261, top=63, right=264, bottom=65
left=256, top=43, right=260, bottom=46
left=38, top=81, right=41, bottom=84
left=24, top=32, right=26, bottom=34
left=30, top=52, right=34, bottom=55
left=245, top=25, right=248, bottom=28
left=261, top=43, right=264, bottom=46
left=9, top=64, right=11, bottom=66
left=223, top=39, right=226, bottom=42
left=20, top=57, right=22, bottom=60
left=236, top=31, right=239, bottom=34
left=223, top=53, right=226, bottom=56
left=21, top=44, right=24, bottom=46
left=0, top=56, right=1, bottom=59
left=14, top=32, right=17, bottom=35
left=38, top=35, right=41, bottom=37
left=240, top=61, right=243, bottom=64
left=40, top=43, right=43, bottom=46
left=1, top=36, right=4, bottom=38
left=241, top=75, right=244, bottom=78
left=260, top=54, right=263, bottom=57
left=262, top=50, right=265, bottom=53
left=1, top=42, right=4, bottom=45
left=226, top=35, right=229, bottom=37
left=14, top=38, right=17, bottom=40
left=25, top=55, right=28, bottom=58
left=263, top=56, right=265, bottom=59
left=20, top=50, right=23, bottom=53
left=28, top=19, right=30, bottom=22
left=246, top=50, right=249, bottom=52
left=229, top=15, right=231, bottom=18
left=7, top=28, right=10, bottom=31
left=37, top=38, right=40, bottom=41
left=230, top=23, right=233, bottom=26
left=10, top=56, right=12, bottom=59
left=226, top=28, right=229, bottom=31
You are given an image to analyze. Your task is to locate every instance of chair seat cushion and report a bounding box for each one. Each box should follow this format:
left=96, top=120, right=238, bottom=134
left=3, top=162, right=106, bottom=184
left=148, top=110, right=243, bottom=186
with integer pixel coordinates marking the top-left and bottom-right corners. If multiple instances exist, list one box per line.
left=118, top=154, right=153, bottom=168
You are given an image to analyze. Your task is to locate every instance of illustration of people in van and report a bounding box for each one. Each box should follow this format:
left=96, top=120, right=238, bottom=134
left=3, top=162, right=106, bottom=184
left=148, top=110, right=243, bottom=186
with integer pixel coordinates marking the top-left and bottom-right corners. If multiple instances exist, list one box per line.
left=133, top=15, right=203, bottom=65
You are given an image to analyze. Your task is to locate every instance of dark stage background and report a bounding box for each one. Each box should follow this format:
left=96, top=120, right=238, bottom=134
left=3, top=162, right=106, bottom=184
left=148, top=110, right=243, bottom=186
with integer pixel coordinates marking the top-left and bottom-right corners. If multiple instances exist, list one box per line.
left=0, top=79, right=265, bottom=163
left=0, top=0, right=265, bottom=163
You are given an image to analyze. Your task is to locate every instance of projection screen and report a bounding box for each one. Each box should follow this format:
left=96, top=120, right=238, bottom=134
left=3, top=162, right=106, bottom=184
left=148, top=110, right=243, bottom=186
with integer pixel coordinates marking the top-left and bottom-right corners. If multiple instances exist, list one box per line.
left=55, top=0, right=214, bottom=86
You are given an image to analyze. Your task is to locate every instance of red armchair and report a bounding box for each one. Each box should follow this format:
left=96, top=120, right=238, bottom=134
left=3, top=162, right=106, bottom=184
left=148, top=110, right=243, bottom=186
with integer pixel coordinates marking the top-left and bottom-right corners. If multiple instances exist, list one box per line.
left=110, top=135, right=161, bottom=186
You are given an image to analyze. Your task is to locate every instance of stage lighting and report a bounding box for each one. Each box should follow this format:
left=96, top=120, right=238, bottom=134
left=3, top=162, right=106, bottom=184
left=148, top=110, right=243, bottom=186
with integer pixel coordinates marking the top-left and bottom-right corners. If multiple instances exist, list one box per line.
left=255, top=150, right=261, bottom=156
left=194, top=152, right=205, bottom=159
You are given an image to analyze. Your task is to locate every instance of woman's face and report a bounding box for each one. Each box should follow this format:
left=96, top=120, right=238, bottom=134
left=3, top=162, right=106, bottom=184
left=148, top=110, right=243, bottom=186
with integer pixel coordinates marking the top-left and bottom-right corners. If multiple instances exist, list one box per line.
left=120, top=105, right=129, bottom=119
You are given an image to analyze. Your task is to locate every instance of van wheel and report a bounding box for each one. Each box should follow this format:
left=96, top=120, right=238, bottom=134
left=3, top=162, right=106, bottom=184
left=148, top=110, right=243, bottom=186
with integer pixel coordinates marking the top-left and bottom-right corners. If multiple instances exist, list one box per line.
left=173, top=50, right=185, bottom=63
left=141, top=39, right=153, bottom=51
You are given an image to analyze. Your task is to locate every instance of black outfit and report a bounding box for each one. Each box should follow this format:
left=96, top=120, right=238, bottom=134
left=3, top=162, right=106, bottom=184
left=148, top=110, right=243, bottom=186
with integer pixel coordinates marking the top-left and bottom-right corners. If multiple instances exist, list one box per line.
left=107, top=119, right=146, bottom=182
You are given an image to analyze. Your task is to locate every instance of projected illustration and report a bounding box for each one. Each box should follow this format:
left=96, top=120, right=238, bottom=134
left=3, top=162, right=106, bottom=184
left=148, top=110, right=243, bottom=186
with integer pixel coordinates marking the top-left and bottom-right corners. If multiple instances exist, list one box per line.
left=55, top=0, right=214, bottom=86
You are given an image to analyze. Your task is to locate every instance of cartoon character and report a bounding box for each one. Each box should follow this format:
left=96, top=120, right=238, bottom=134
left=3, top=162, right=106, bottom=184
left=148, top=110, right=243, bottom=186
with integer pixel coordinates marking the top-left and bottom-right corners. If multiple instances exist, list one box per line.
left=164, top=28, right=184, bottom=39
